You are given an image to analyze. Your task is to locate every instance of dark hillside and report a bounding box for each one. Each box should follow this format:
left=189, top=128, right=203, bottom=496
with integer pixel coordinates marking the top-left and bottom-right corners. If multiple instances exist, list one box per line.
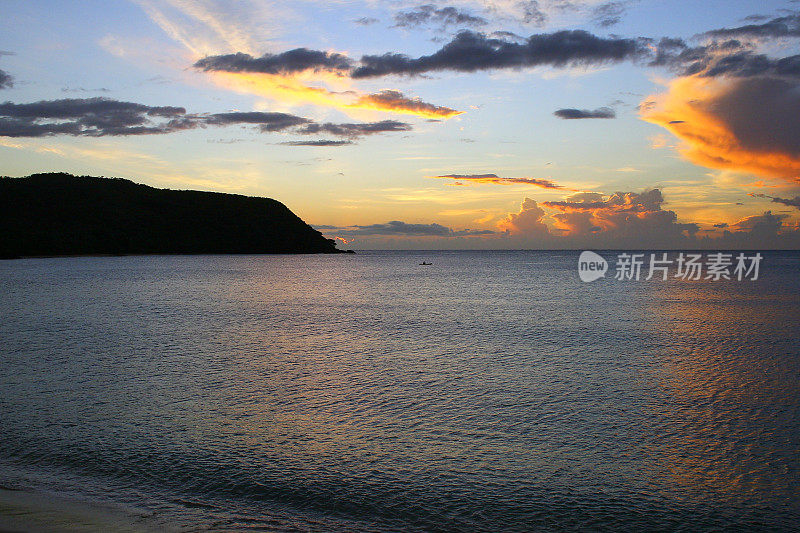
left=0, top=173, right=342, bottom=258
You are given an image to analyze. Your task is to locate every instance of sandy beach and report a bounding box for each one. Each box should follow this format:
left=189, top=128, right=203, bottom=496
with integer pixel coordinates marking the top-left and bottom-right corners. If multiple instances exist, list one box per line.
left=0, top=488, right=161, bottom=533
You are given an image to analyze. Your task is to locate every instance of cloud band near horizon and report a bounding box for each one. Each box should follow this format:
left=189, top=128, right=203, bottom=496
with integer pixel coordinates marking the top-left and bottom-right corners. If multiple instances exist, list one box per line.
left=433, top=173, right=566, bottom=189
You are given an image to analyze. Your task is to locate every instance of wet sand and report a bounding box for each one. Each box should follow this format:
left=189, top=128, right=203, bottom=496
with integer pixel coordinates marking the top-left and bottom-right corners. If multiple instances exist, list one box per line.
left=0, top=488, right=161, bottom=533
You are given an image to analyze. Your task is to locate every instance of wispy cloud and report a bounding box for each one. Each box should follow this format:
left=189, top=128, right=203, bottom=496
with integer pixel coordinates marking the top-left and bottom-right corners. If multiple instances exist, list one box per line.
left=432, top=173, right=566, bottom=189
left=133, top=0, right=283, bottom=56
left=393, top=5, right=488, bottom=29
left=590, top=1, right=630, bottom=28
left=280, top=140, right=354, bottom=147
left=353, top=17, right=379, bottom=26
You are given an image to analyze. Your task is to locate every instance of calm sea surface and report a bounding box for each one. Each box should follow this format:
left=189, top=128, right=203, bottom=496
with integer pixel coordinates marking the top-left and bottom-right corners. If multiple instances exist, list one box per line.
left=1, top=251, right=799, bottom=531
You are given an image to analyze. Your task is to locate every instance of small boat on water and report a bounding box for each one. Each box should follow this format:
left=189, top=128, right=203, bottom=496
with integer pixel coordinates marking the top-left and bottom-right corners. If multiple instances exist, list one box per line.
left=419, top=261, right=432, bottom=265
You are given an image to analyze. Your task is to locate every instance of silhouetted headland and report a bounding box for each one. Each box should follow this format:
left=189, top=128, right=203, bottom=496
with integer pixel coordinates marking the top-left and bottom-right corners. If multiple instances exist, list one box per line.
left=0, top=173, right=350, bottom=258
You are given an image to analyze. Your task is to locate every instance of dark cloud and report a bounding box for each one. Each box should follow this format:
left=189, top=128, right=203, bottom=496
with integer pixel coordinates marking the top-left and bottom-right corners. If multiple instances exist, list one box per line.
left=434, top=173, right=565, bottom=188
left=591, top=1, right=628, bottom=27
left=703, top=76, right=800, bottom=155
left=194, top=49, right=353, bottom=76
left=355, top=221, right=450, bottom=236
left=730, top=210, right=787, bottom=233
left=770, top=195, right=800, bottom=208
left=0, top=98, right=185, bottom=119
left=0, top=97, right=188, bottom=137
left=206, top=111, right=311, bottom=132
left=690, top=211, right=800, bottom=250
left=649, top=31, right=800, bottom=80
left=280, top=140, right=354, bottom=146
left=649, top=38, right=743, bottom=76
left=297, top=120, right=411, bottom=138
left=194, top=27, right=762, bottom=83
left=713, top=222, right=729, bottom=228
left=330, top=220, right=494, bottom=237
left=647, top=36, right=692, bottom=68
left=190, top=18, right=800, bottom=84
left=699, top=50, right=800, bottom=79
left=393, top=5, right=487, bottom=28
left=353, top=17, right=379, bottom=26
left=701, top=13, right=800, bottom=40
left=452, top=228, right=497, bottom=236
left=749, top=192, right=800, bottom=209
left=352, top=30, right=648, bottom=78
left=553, top=107, right=615, bottom=119
left=0, top=69, right=12, bottom=90
left=0, top=97, right=412, bottom=139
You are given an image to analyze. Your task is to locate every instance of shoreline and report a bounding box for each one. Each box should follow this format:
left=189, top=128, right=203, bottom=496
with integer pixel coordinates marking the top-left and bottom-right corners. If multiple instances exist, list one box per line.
left=0, top=249, right=355, bottom=260
left=0, top=488, right=163, bottom=533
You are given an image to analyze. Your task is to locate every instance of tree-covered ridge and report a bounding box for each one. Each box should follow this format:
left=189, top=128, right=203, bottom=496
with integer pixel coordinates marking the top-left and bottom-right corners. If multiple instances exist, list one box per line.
left=0, top=173, right=341, bottom=258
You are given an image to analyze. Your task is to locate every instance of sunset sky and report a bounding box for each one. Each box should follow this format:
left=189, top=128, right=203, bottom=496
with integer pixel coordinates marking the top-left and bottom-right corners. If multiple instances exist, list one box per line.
left=2, top=0, right=800, bottom=248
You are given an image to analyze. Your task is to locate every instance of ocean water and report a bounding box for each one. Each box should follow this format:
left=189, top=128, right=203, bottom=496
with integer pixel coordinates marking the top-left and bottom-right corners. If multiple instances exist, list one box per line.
left=0, top=251, right=798, bottom=531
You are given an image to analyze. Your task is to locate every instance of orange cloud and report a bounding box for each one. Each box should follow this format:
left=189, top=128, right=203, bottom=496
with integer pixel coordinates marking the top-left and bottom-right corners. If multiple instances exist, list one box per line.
left=640, top=75, right=800, bottom=182
left=497, top=198, right=550, bottom=235
left=349, top=90, right=462, bottom=119
left=745, top=180, right=778, bottom=188
left=541, top=190, right=697, bottom=239
left=210, top=72, right=461, bottom=120
left=211, top=71, right=350, bottom=109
